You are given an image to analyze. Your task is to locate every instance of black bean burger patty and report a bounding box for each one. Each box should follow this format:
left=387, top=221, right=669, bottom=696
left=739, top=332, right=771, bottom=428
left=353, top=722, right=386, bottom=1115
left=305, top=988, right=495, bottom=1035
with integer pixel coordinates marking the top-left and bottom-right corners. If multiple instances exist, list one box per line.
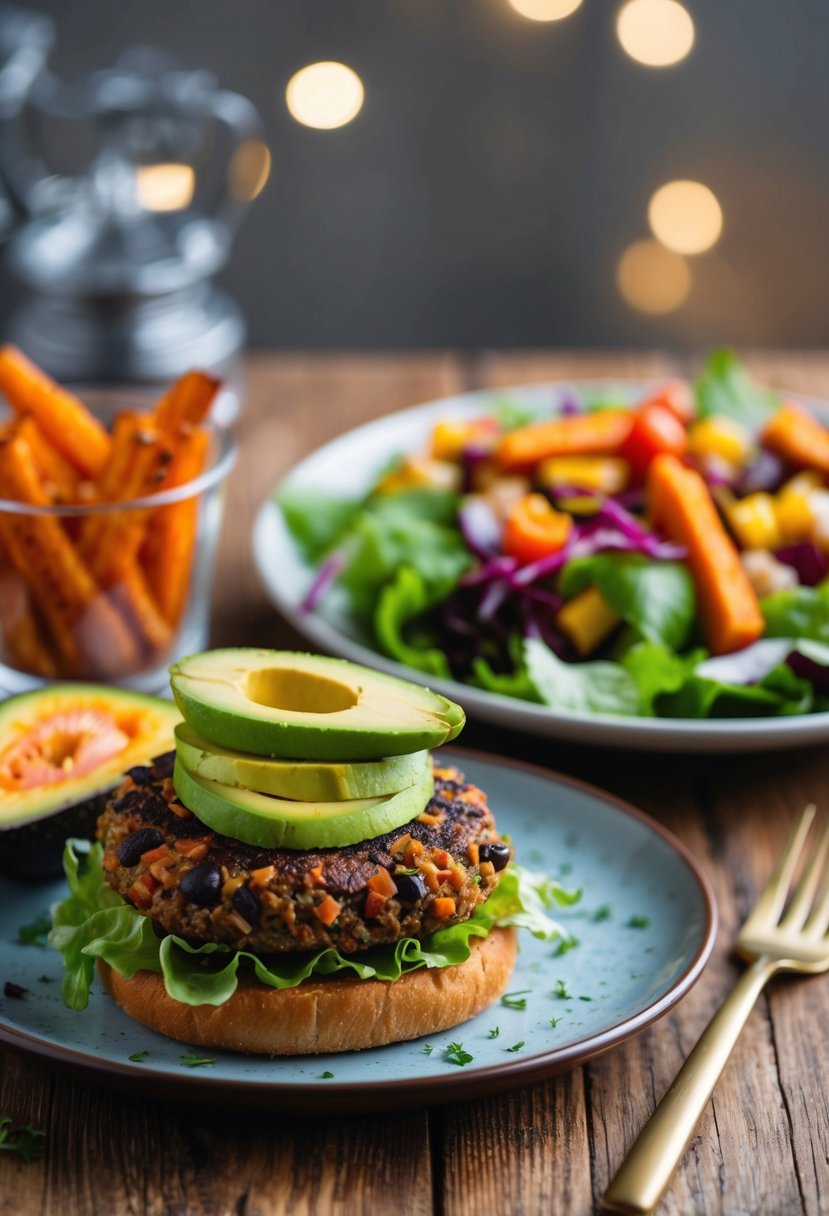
left=96, top=753, right=512, bottom=955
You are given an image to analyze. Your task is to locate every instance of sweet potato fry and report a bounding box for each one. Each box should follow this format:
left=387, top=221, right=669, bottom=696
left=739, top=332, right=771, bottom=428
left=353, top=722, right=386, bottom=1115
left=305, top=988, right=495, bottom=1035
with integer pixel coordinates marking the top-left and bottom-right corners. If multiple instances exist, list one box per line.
left=108, top=563, right=173, bottom=657
left=15, top=414, right=81, bottom=503
left=648, top=453, right=764, bottom=656
left=0, top=433, right=139, bottom=675
left=497, top=410, right=635, bottom=471
left=153, top=370, right=219, bottom=434
left=140, top=428, right=210, bottom=624
left=0, top=545, right=58, bottom=677
left=0, top=345, right=111, bottom=478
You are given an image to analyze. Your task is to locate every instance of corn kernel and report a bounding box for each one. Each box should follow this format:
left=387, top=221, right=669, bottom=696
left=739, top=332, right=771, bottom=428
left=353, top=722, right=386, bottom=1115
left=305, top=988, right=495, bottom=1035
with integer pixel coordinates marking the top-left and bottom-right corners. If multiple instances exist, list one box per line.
left=689, top=415, right=754, bottom=467
left=556, top=586, right=621, bottom=657
left=431, top=418, right=497, bottom=461
left=537, top=456, right=630, bottom=495
left=727, top=493, right=781, bottom=551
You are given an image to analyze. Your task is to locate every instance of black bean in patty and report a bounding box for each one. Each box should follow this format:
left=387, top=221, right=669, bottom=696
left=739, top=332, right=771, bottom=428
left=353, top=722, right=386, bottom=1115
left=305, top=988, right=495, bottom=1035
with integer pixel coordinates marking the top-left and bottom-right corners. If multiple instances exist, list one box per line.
left=116, top=828, right=164, bottom=867
left=180, top=864, right=222, bottom=907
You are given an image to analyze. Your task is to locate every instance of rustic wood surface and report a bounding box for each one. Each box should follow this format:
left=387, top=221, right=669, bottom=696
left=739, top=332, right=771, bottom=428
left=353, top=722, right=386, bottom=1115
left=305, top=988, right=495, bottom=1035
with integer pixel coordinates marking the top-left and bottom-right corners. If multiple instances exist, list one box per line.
left=1, top=351, right=828, bottom=1216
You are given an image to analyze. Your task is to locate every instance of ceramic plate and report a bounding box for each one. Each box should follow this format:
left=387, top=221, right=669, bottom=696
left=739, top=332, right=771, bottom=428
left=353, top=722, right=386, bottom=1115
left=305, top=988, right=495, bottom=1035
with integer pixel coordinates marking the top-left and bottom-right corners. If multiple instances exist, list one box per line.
left=0, top=752, right=715, bottom=1110
left=254, top=380, right=829, bottom=752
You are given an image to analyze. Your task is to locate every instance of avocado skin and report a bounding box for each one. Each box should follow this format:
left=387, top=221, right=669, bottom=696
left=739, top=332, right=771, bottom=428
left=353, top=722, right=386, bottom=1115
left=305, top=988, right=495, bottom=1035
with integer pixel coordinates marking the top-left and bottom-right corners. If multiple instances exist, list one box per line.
left=0, top=792, right=108, bottom=879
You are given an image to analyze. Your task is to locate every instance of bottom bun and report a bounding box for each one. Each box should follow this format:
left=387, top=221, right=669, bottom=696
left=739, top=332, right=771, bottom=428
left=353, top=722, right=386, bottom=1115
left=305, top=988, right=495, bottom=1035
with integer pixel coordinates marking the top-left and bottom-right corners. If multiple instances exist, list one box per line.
left=98, top=927, right=517, bottom=1056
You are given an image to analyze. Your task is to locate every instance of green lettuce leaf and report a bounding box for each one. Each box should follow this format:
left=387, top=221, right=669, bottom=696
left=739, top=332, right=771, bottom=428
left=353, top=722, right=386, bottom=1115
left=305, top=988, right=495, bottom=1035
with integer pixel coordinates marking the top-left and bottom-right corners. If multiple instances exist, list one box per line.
left=761, top=579, right=829, bottom=643
left=694, top=349, right=780, bottom=429
left=621, top=642, right=704, bottom=716
left=560, top=554, right=695, bottom=651
left=49, top=842, right=576, bottom=1011
left=374, top=566, right=452, bottom=678
left=524, top=637, right=641, bottom=716
left=277, top=487, right=365, bottom=561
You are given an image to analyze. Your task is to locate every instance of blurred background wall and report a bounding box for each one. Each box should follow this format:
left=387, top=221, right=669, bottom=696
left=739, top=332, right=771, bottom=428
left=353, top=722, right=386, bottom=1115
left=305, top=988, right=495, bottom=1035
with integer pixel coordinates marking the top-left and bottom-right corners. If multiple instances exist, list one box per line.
left=4, top=0, right=829, bottom=350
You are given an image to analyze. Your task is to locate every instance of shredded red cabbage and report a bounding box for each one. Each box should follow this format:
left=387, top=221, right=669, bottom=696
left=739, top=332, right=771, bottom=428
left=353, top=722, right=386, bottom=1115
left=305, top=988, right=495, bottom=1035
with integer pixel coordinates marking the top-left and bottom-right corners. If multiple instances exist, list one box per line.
left=300, top=551, right=346, bottom=612
left=775, top=543, right=828, bottom=587
left=457, top=497, right=502, bottom=560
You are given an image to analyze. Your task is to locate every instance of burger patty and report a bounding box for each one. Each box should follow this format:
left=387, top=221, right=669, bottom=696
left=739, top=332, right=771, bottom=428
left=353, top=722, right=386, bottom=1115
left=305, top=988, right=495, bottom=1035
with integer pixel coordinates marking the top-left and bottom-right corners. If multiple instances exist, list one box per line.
left=96, top=752, right=512, bottom=956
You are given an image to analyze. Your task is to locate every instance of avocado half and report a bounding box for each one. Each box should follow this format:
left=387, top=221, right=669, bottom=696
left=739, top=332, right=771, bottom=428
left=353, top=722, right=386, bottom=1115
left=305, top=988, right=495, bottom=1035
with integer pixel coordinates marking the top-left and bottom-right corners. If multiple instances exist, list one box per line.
left=0, top=686, right=180, bottom=878
left=169, top=649, right=465, bottom=761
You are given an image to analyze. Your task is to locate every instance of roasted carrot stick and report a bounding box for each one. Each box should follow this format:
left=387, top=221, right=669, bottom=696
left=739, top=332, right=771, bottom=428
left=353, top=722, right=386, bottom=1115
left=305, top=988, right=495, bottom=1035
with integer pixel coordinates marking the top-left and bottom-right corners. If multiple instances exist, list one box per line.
left=140, top=428, right=210, bottom=624
left=497, top=410, right=634, bottom=471
left=762, top=402, right=829, bottom=475
left=0, top=345, right=111, bottom=478
left=108, top=563, right=173, bottom=657
left=647, top=454, right=764, bottom=656
left=153, top=370, right=219, bottom=434
left=15, top=414, right=81, bottom=503
left=0, top=545, right=58, bottom=677
left=0, top=433, right=139, bottom=676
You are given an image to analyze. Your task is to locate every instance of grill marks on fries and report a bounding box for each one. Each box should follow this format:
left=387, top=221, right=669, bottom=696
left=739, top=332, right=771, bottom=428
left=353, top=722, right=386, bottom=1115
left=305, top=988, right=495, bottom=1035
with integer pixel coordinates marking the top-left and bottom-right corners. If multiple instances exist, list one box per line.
left=0, top=350, right=218, bottom=679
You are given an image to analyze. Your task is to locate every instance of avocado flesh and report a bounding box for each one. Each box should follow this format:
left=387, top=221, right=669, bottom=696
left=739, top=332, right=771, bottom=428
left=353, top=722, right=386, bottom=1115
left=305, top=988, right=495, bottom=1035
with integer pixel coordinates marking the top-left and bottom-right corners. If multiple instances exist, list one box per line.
left=0, top=686, right=180, bottom=877
left=174, top=723, right=432, bottom=801
left=173, top=756, right=435, bottom=850
left=170, top=648, right=465, bottom=760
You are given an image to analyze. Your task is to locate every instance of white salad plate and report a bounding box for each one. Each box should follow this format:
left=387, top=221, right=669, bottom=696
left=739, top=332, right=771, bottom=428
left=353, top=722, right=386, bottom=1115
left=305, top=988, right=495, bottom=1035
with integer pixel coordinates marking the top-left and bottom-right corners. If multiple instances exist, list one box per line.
left=0, top=752, right=715, bottom=1110
left=254, top=380, right=829, bottom=752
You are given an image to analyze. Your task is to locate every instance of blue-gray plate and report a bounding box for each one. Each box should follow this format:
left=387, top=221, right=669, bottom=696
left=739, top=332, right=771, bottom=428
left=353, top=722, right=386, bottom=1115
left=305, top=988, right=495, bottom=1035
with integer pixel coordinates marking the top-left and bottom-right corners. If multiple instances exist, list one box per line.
left=0, top=752, right=716, bottom=1110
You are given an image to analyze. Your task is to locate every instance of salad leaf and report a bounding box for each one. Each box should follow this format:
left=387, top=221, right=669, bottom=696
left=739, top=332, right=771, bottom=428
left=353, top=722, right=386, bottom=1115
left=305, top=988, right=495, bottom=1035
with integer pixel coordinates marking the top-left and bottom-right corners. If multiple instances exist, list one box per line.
left=525, top=638, right=640, bottom=716
left=621, top=643, right=702, bottom=716
left=375, top=567, right=452, bottom=678
left=488, top=396, right=546, bottom=432
left=277, top=487, right=364, bottom=561
left=50, top=843, right=574, bottom=1011
left=657, top=661, right=813, bottom=719
left=694, top=349, right=780, bottom=429
left=471, top=652, right=542, bottom=702
left=761, top=579, right=829, bottom=643
left=560, top=554, right=695, bottom=651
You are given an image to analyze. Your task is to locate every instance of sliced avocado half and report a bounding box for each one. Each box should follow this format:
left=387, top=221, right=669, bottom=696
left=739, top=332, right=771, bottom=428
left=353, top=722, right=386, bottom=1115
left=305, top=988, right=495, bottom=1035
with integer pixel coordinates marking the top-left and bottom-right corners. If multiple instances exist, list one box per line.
left=0, top=686, right=180, bottom=877
left=174, top=723, right=432, bottom=801
left=170, top=649, right=465, bottom=760
left=173, top=755, right=435, bottom=849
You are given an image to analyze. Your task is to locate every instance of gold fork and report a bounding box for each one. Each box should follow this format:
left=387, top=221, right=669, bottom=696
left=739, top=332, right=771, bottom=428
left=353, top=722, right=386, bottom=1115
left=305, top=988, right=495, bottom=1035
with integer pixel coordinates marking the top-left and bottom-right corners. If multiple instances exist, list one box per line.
left=602, top=804, right=829, bottom=1216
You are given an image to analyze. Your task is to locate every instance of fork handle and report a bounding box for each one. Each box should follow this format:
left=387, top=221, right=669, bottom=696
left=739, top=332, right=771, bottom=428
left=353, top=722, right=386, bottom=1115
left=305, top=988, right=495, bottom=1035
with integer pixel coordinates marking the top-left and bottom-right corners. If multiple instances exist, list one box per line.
left=602, top=957, right=777, bottom=1215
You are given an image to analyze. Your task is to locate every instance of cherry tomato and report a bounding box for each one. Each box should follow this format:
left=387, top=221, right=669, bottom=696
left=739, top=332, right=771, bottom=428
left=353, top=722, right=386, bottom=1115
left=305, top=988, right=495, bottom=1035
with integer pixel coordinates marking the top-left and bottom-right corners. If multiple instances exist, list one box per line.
left=639, top=380, right=696, bottom=426
left=620, top=403, right=688, bottom=481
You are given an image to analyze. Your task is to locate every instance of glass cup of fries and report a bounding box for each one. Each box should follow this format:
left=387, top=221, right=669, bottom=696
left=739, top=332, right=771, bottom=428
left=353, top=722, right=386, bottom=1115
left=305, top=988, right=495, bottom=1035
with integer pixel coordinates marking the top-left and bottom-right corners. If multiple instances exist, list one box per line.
left=0, top=349, right=237, bottom=695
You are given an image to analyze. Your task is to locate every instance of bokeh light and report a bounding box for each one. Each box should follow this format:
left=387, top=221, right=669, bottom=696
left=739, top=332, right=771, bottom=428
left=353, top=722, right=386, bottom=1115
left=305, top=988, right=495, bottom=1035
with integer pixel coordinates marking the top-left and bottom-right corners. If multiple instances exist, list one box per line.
left=230, top=140, right=272, bottom=202
left=616, top=0, right=695, bottom=67
left=616, top=239, right=691, bottom=314
left=507, top=0, right=583, bottom=21
left=135, top=163, right=195, bottom=212
left=285, top=62, right=365, bottom=130
left=648, top=180, right=723, bottom=255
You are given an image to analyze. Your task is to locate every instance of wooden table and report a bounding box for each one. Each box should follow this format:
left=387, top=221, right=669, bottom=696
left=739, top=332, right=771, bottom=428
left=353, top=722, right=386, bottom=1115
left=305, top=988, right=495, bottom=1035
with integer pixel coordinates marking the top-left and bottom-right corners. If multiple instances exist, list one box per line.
left=2, top=351, right=828, bottom=1216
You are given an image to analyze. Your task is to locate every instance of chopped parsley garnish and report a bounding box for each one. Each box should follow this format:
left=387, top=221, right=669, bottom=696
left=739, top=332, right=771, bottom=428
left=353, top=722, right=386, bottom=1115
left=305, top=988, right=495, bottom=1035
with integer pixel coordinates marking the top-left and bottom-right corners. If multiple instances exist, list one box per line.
left=500, top=989, right=530, bottom=1010
left=549, top=1016, right=562, bottom=1028
left=0, top=1116, right=45, bottom=1163
left=553, top=979, right=572, bottom=999
left=180, top=1048, right=216, bottom=1068
left=422, top=1044, right=434, bottom=1056
left=553, top=936, right=579, bottom=957
left=128, top=1051, right=149, bottom=1063
left=488, top=1026, right=500, bottom=1039
left=17, top=912, right=51, bottom=949
left=528, top=848, right=545, bottom=865
left=505, top=1041, right=525, bottom=1053
left=445, top=1042, right=473, bottom=1067
left=471, top=875, right=482, bottom=885
left=579, top=995, right=592, bottom=1002
left=592, top=904, right=612, bottom=922
left=627, top=915, right=651, bottom=929
left=320, top=1071, right=334, bottom=1079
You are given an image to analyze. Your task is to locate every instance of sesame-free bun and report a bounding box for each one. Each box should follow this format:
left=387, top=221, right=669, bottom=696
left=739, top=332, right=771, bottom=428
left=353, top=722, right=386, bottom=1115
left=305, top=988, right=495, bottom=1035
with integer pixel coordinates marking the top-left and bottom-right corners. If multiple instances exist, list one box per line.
left=98, top=927, right=517, bottom=1056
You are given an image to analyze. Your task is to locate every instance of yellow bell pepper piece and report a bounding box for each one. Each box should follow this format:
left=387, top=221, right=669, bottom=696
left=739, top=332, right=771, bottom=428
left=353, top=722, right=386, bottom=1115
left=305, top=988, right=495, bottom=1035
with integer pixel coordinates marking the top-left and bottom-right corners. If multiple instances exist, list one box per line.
left=537, top=456, right=630, bottom=495
left=689, top=415, right=753, bottom=467
left=431, top=419, right=497, bottom=462
left=774, top=471, right=821, bottom=544
left=376, top=456, right=461, bottom=494
left=556, top=586, right=621, bottom=657
left=727, top=492, right=781, bottom=551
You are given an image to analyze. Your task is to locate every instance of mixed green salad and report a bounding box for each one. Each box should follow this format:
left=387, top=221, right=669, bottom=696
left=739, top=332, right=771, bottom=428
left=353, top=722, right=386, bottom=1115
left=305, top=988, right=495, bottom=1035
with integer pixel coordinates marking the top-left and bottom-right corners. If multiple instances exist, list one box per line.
left=278, top=352, right=829, bottom=720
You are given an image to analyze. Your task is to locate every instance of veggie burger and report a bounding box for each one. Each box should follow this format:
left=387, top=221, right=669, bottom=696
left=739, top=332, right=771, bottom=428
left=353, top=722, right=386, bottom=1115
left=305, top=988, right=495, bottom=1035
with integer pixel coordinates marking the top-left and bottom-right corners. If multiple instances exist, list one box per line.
left=51, top=649, right=565, bottom=1055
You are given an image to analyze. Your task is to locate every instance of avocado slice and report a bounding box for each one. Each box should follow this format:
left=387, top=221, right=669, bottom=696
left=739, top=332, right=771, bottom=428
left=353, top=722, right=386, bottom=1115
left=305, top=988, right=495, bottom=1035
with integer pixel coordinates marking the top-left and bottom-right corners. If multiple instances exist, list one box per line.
left=169, top=649, right=465, bottom=760
left=173, top=755, right=435, bottom=849
left=0, top=686, right=180, bottom=877
left=174, top=723, right=432, bottom=801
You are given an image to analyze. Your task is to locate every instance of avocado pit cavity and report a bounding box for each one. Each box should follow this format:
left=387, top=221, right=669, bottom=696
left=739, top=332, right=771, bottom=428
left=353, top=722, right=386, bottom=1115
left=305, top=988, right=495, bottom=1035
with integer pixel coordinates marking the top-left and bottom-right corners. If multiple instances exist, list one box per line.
left=245, top=667, right=358, bottom=716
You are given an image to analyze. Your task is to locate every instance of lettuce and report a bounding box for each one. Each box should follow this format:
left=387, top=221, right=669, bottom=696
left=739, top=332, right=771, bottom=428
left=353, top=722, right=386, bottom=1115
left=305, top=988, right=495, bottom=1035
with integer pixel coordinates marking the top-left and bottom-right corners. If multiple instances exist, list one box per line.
left=525, top=637, right=641, bottom=716
left=761, top=579, right=829, bottom=643
left=276, top=487, right=365, bottom=561
left=694, top=349, right=780, bottom=429
left=560, top=554, right=695, bottom=651
left=49, top=842, right=578, bottom=1012
left=374, top=567, right=453, bottom=678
